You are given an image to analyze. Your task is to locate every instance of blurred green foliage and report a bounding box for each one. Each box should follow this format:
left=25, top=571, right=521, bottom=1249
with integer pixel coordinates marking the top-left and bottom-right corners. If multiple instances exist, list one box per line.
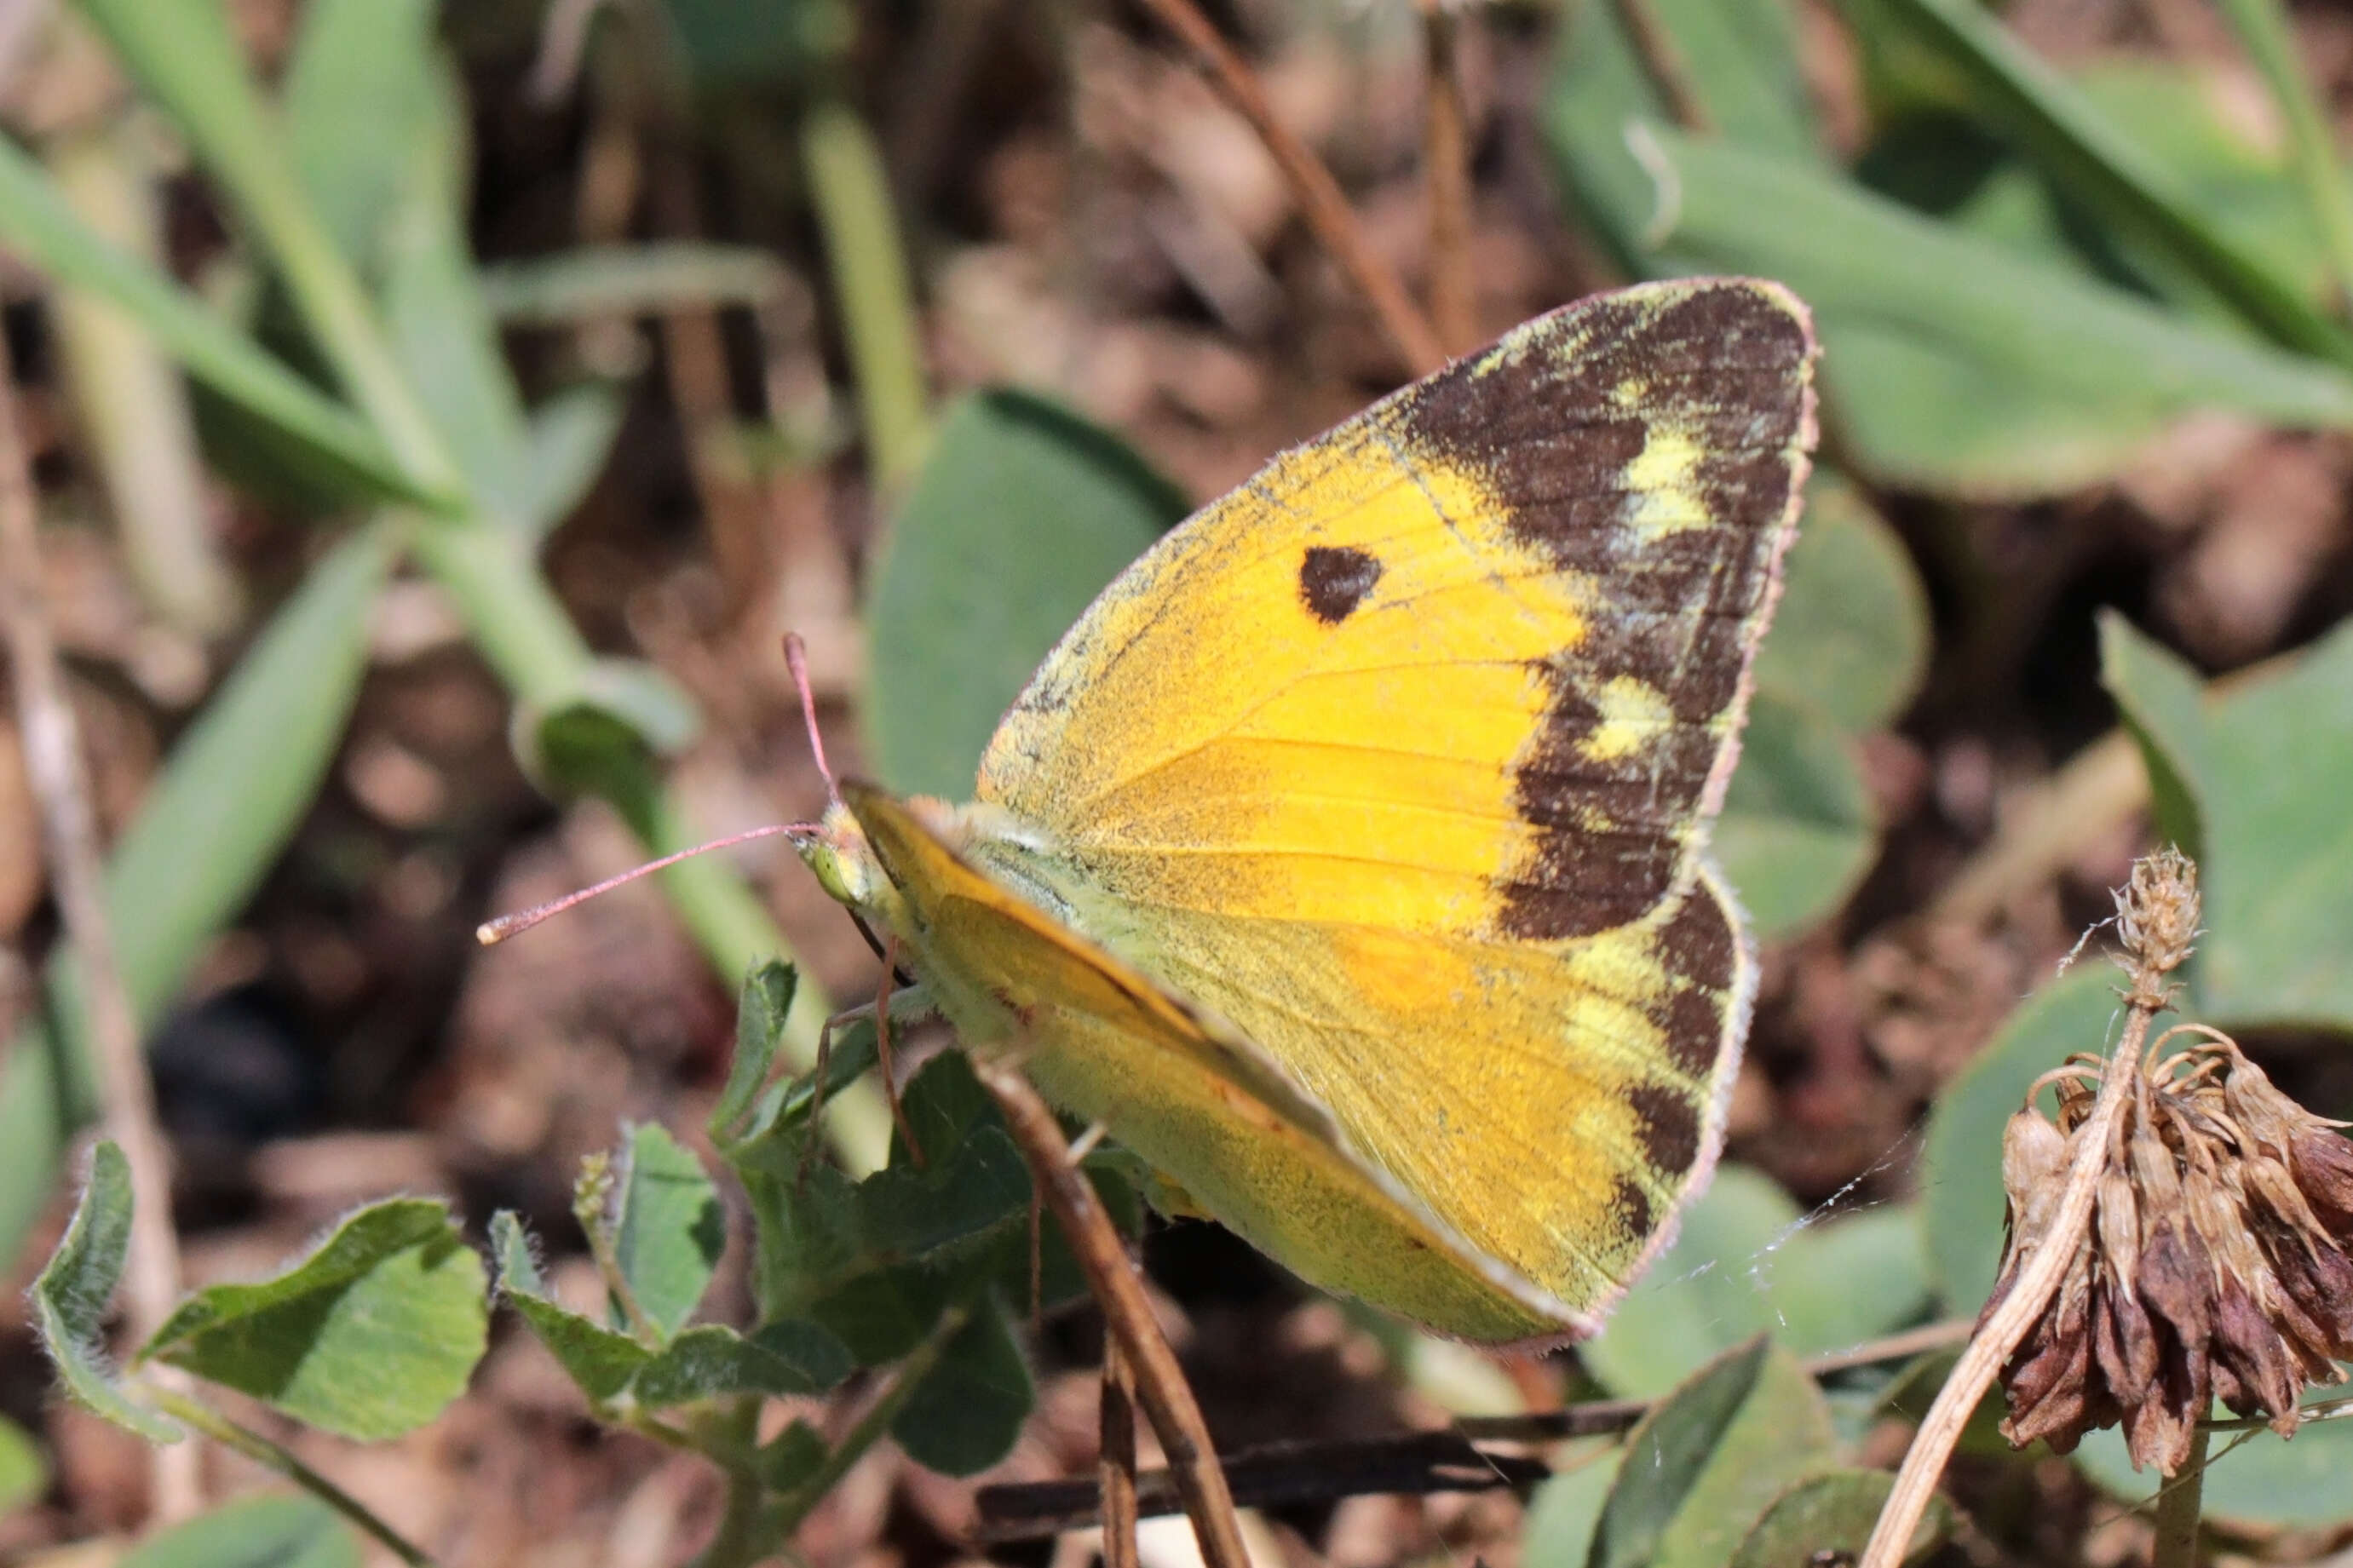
left=12, top=0, right=2353, bottom=1555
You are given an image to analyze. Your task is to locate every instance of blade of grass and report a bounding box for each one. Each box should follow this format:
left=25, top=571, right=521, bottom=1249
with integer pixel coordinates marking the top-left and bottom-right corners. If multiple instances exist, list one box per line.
left=1846, top=0, right=2353, bottom=365
left=1652, top=129, right=2353, bottom=426
left=2211, top=0, right=2353, bottom=313
left=47, top=124, right=241, bottom=635
left=802, top=98, right=931, bottom=489
left=0, top=522, right=398, bottom=1270
left=476, top=243, right=796, bottom=325
left=72, top=0, right=461, bottom=494
left=0, top=136, right=426, bottom=507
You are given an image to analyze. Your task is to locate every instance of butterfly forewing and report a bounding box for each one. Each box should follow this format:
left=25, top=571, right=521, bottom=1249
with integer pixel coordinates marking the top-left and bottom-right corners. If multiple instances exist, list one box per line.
left=920, top=279, right=1816, bottom=1336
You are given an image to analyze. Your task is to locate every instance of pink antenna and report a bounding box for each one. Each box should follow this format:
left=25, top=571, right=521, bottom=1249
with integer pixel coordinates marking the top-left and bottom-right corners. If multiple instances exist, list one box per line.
left=784, top=632, right=839, bottom=804
left=475, top=823, right=809, bottom=946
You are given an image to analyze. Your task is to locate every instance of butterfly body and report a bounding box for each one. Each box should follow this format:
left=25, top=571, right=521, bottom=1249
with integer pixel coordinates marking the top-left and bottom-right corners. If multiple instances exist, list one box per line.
left=799, top=279, right=1820, bottom=1344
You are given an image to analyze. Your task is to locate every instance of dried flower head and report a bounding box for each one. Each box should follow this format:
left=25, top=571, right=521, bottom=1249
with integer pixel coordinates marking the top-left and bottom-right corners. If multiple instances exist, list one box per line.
left=1983, top=1029, right=2353, bottom=1473
left=2113, top=845, right=2200, bottom=1003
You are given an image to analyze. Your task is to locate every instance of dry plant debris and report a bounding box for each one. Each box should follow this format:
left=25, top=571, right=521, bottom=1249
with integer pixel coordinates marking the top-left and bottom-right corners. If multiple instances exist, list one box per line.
left=1988, top=1028, right=2353, bottom=1473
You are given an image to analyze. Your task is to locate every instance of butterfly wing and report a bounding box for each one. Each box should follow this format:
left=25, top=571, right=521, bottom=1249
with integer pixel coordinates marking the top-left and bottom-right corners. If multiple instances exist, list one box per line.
left=840, top=782, right=1591, bottom=1341
left=969, top=279, right=1818, bottom=1326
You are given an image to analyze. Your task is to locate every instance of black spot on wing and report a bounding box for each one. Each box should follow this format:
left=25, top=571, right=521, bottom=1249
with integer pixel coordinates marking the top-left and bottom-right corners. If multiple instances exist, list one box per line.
left=1298, top=545, right=1384, bottom=623
left=1625, top=1080, right=1702, bottom=1179
left=1384, top=281, right=1816, bottom=941
left=1610, top=1175, right=1654, bottom=1238
left=1650, top=885, right=1741, bottom=1080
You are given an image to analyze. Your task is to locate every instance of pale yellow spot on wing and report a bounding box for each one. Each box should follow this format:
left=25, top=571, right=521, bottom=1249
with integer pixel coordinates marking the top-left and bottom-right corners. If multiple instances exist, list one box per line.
left=1624, top=425, right=1710, bottom=540
left=1580, top=674, right=1672, bottom=764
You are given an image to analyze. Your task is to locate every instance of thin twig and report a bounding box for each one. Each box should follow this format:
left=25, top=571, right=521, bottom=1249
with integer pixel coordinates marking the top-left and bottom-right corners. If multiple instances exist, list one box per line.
left=976, top=1314, right=1982, bottom=1536
left=1101, top=1338, right=1140, bottom=1568
left=977, top=1060, right=1251, bottom=1568
left=1859, top=860, right=2194, bottom=1568
left=2149, top=1421, right=2209, bottom=1568
left=0, top=301, right=199, bottom=1521
left=1418, top=0, right=1476, bottom=355
left=1131, top=0, right=1447, bottom=376
left=975, top=1427, right=1548, bottom=1542
left=1608, top=0, right=1714, bottom=134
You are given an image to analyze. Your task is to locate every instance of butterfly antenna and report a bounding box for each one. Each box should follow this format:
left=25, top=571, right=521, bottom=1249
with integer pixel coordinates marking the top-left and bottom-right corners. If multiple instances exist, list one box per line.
left=476, top=823, right=809, bottom=946
left=784, top=632, right=841, bottom=807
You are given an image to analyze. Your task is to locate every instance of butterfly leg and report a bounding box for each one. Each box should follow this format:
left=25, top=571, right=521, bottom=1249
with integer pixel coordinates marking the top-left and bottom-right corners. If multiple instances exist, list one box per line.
left=876, top=934, right=925, bottom=1168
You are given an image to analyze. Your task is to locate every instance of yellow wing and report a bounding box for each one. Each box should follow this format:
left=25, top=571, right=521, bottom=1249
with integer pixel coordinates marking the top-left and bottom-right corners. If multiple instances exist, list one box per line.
left=963, top=279, right=1818, bottom=1328
left=838, top=783, right=1591, bottom=1341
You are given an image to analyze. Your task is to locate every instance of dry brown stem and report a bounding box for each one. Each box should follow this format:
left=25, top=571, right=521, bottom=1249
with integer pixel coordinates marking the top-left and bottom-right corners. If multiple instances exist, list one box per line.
left=1860, top=850, right=2202, bottom=1568
left=1132, top=0, right=1447, bottom=376
left=1608, top=0, right=1715, bottom=134
left=1100, top=1337, right=1141, bottom=1568
left=0, top=319, right=198, bottom=1519
left=977, top=1060, right=1249, bottom=1568
left=1418, top=0, right=1476, bottom=355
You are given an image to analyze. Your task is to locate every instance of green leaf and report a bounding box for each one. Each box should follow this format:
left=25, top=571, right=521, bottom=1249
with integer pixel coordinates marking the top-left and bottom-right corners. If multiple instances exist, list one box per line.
left=492, top=1211, right=650, bottom=1403
left=141, top=1199, right=488, bottom=1439
left=1760, top=478, right=1929, bottom=735
left=1522, top=1447, right=1623, bottom=1568
left=1717, top=475, right=1926, bottom=939
left=2100, top=612, right=2353, bottom=1027
left=1918, top=965, right=2122, bottom=1310
left=2074, top=1408, right=2353, bottom=1527
left=2209, top=0, right=2353, bottom=313
left=612, top=1123, right=724, bottom=1342
left=1863, top=66, right=2338, bottom=322
left=1545, top=0, right=1821, bottom=278
left=1, top=526, right=396, bottom=1270
left=31, top=1142, right=180, bottom=1442
left=281, top=0, right=440, bottom=276
left=630, top=1321, right=853, bottom=1406
left=857, top=1128, right=1031, bottom=1261
left=854, top=1054, right=1034, bottom=1262
left=1648, top=1345, right=1837, bottom=1568
left=495, top=1210, right=848, bottom=1407
left=1732, top=1470, right=1947, bottom=1568
left=1584, top=1167, right=1933, bottom=1399
left=1591, top=1337, right=1792, bottom=1568
left=738, top=1162, right=864, bottom=1325
left=1716, top=694, right=1875, bottom=941
left=0, top=1413, right=46, bottom=1515
left=478, top=243, right=797, bottom=324
left=1649, top=134, right=2353, bottom=492
left=1837, top=0, right=2353, bottom=364
left=71, top=0, right=460, bottom=497
left=808, top=1265, right=952, bottom=1368
left=712, top=962, right=798, bottom=1142
left=659, top=0, right=832, bottom=85
left=866, top=389, right=1188, bottom=797
left=118, top=1494, right=360, bottom=1568
left=2097, top=612, right=2207, bottom=863
left=889, top=1295, right=1034, bottom=1477
left=512, top=382, right=625, bottom=543
left=757, top=1419, right=829, bottom=1493
left=724, top=992, right=909, bottom=1158
left=374, top=55, right=535, bottom=526
left=0, top=137, right=423, bottom=504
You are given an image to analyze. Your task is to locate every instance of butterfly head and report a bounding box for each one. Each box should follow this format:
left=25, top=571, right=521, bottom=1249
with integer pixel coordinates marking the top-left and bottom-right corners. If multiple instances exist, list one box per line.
left=786, top=803, right=891, bottom=918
